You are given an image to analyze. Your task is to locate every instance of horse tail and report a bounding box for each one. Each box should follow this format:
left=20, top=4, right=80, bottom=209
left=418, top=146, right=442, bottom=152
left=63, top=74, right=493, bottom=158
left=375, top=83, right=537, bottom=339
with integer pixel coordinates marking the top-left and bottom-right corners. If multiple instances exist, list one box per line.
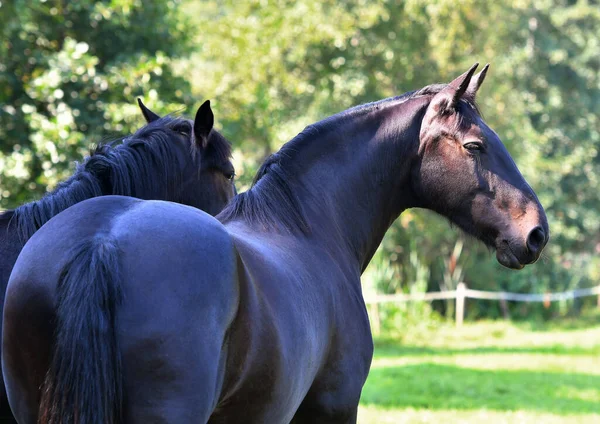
left=38, top=235, right=123, bottom=424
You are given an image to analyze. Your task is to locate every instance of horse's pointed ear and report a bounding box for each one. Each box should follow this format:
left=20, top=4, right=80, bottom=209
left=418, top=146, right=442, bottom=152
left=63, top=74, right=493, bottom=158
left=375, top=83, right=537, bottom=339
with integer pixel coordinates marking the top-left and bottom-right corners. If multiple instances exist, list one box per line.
left=137, top=98, right=161, bottom=123
left=435, top=63, right=479, bottom=113
left=466, top=63, right=489, bottom=99
left=194, top=100, right=214, bottom=149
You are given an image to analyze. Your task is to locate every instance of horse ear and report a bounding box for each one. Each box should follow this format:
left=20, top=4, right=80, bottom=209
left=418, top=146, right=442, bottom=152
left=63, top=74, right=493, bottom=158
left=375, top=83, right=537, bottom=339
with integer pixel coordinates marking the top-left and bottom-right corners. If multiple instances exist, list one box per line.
left=434, top=63, right=479, bottom=113
left=466, top=63, right=489, bottom=99
left=137, top=98, right=161, bottom=123
left=193, top=100, right=214, bottom=149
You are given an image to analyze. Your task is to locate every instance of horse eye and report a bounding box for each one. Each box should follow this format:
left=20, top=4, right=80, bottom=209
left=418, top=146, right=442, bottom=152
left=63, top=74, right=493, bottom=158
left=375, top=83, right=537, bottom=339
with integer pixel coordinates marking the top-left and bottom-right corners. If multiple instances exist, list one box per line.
left=463, top=142, right=483, bottom=152
left=224, top=171, right=235, bottom=181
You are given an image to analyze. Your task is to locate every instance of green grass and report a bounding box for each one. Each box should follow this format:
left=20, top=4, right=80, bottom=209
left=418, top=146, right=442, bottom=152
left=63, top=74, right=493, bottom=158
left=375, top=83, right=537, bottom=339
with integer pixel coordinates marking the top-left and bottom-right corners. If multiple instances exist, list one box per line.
left=358, top=316, right=600, bottom=423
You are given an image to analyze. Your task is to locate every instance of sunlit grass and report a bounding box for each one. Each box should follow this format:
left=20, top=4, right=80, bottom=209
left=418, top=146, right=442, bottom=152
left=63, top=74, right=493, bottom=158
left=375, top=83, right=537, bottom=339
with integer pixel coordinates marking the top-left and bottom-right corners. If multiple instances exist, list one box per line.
left=358, top=406, right=597, bottom=424
left=359, top=317, right=600, bottom=423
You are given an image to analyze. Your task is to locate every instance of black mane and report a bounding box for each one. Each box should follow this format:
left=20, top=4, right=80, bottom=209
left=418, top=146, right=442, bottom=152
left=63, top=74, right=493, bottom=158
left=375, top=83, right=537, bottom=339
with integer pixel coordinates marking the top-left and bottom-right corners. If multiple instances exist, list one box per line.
left=217, top=152, right=310, bottom=234
left=218, top=84, right=480, bottom=233
left=2, top=116, right=199, bottom=243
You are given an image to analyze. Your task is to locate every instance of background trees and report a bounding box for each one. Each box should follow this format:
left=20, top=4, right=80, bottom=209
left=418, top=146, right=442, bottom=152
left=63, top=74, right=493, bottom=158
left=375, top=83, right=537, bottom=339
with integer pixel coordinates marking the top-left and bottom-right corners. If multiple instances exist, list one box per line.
left=0, top=0, right=192, bottom=205
left=2, top=0, right=598, bottom=319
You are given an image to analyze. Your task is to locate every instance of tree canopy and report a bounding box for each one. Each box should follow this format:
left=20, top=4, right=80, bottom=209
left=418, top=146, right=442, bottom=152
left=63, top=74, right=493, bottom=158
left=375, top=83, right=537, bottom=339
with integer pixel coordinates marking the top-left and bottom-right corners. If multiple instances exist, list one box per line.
left=1, top=0, right=598, bottom=318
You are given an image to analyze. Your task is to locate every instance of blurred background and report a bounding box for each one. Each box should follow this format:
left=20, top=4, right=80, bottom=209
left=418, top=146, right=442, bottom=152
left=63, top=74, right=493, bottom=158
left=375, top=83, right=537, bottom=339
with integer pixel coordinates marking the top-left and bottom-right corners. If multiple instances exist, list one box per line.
left=1, top=1, right=599, bottom=422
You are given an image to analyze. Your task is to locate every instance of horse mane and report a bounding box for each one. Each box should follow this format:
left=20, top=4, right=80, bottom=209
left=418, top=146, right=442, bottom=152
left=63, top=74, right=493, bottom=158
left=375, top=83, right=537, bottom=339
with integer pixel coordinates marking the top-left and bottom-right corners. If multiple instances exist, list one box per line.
left=0, top=210, right=14, bottom=226
left=3, top=116, right=201, bottom=243
left=218, top=83, right=482, bottom=234
left=217, top=152, right=310, bottom=234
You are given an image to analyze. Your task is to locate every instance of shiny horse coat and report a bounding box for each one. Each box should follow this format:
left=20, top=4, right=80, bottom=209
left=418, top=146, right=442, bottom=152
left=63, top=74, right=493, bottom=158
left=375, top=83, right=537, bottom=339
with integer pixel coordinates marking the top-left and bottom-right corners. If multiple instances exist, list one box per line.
left=4, top=65, right=548, bottom=423
left=0, top=100, right=235, bottom=422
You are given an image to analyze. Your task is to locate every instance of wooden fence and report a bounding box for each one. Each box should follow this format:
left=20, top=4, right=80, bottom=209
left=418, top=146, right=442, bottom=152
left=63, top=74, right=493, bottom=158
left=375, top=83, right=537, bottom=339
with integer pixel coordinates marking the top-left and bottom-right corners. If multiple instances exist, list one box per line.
left=364, top=283, right=600, bottom=332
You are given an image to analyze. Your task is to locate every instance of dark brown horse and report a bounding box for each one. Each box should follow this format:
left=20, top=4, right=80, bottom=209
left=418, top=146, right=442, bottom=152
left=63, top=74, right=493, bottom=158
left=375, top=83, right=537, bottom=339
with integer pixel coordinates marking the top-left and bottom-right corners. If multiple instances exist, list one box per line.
left=0, top=99, right=235, bottom=422
left=3, top=64, right=548, bottom=423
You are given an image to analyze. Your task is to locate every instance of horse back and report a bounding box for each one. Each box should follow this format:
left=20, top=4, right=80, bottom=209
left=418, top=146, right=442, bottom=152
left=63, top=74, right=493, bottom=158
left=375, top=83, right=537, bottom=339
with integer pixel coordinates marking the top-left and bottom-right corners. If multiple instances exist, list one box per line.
left=3, top=196, right=241, bottom=423
left=2, top=196, right=139, bottom=422
left=103, top=198, right=241, bottom=421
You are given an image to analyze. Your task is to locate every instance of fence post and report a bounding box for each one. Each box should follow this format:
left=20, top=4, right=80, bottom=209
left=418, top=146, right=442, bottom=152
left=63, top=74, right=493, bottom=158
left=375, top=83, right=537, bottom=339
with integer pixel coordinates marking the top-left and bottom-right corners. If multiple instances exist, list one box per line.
left=499, top=298, right=511, bottom=320
left=456, top=282, right=466, bottom=327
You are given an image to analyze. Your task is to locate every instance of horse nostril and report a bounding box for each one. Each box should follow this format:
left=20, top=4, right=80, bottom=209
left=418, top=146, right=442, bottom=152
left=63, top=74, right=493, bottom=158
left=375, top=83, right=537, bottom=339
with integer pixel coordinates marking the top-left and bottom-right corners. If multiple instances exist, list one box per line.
left=527, top=226, right=546, bottom=254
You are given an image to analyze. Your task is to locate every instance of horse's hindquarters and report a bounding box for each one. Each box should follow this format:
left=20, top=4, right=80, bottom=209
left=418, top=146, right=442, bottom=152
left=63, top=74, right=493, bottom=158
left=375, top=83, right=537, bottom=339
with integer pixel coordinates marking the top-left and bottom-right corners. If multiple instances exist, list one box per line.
left=112, top=202, right=240, bottom=422
left=3, top=196, right=240, bottom=423
left=2, top=274, right=54, bottom=424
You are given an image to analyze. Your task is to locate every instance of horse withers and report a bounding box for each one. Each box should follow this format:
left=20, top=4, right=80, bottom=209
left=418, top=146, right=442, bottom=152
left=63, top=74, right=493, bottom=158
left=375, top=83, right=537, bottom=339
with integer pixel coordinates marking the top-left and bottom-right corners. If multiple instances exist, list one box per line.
left=3, top=64, right=548, bottom=423
left=0, top=100, right=235, bottom=423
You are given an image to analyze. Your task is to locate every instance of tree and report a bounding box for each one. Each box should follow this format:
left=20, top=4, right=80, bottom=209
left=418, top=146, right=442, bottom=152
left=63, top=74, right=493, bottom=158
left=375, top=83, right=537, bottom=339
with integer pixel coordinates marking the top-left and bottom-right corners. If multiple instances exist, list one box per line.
left=187, top=0, right=600, bottom=317
left=3, top=0, right=599, bottom=318
left=0, top=0, right=193, bottom=208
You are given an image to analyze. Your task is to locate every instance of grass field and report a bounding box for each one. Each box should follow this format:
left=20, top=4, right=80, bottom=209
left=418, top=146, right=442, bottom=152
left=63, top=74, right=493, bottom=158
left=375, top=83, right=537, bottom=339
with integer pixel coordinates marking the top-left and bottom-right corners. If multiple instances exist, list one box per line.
left=358, top=314, right=600, bottom=423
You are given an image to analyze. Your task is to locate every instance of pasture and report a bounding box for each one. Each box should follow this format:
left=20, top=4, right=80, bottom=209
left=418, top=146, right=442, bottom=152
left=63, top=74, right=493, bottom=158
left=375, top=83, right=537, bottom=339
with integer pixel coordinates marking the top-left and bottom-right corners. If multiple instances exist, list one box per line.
left=358, top=315, right=600, bottom=423
left=3, top=1, right=599, bottom=422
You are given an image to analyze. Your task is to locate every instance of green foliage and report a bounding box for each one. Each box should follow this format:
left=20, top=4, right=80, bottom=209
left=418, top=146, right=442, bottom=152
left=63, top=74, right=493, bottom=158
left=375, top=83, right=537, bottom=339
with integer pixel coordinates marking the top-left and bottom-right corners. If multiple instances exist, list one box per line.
left=359, top=319, right=600, bottom=422
left=0, top=0, right=193, bottom=207
left=373, top=302, right=442, bottom=339
left=2, top=0, right=599, bottom=319
left=186, top=0, right=600, bottom=316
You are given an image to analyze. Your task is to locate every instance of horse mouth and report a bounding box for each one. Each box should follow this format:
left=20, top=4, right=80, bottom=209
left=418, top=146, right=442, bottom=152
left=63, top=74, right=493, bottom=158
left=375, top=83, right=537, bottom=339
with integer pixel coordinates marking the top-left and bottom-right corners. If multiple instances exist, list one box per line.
left=496, top=241, right=526, bottom=270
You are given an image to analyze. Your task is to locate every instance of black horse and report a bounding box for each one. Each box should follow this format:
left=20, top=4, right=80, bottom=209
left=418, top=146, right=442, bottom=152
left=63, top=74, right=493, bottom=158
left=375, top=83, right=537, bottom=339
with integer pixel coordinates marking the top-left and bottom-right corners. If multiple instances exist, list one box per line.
left=3, top=64, right=548, bottom=423
left=0, top=99, right=235, bottom=422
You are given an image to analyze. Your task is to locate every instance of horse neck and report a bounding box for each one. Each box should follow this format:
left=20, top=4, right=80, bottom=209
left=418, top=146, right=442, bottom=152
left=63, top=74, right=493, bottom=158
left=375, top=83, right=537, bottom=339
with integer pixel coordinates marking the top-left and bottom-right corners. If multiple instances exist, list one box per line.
left=286, top=96, right=430, bottom=272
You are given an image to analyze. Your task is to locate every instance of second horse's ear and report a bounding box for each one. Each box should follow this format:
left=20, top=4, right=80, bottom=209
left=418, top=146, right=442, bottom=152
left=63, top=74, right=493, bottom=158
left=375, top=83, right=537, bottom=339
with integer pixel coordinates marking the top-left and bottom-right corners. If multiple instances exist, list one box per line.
left=137, top=98, right=161, bottom=123
left=193, top=100, right=214, bottom=149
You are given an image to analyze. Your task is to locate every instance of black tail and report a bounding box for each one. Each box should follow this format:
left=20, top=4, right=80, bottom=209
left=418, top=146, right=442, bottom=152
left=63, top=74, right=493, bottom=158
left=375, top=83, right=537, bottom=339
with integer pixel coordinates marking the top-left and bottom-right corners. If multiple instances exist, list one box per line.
left=39, top=236, right=123, bottom=424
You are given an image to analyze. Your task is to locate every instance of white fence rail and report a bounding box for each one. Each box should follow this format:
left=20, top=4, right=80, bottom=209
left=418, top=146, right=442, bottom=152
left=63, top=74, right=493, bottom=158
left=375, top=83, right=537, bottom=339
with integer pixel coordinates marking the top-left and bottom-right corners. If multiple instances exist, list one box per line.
left=364, top=283, right=600, bottom=331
